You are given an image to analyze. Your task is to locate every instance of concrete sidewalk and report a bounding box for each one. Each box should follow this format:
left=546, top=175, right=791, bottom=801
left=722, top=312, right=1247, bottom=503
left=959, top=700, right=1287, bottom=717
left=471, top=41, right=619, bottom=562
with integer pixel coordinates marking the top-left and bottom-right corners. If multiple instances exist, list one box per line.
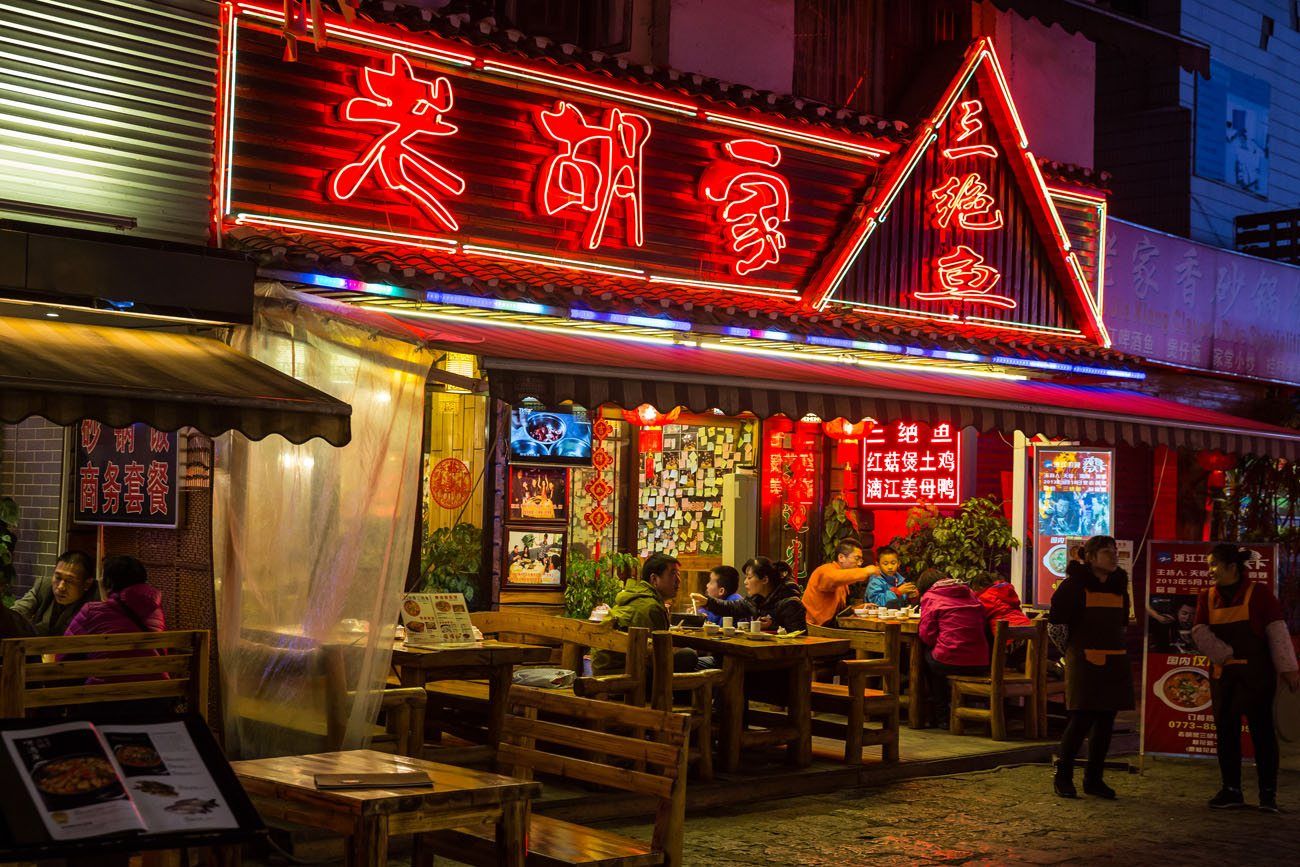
left=603, top=757, right=1300, bottom=865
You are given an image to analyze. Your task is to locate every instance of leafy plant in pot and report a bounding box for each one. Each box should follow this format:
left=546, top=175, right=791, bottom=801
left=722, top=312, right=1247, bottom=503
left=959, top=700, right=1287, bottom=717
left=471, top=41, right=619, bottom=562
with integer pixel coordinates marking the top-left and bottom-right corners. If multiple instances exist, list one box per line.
left=821, top=496, right=861, bottom=563
left=890, top=496, right=1019, bottom=584
left=0, top=497, right=17, bottom=606
left=419, top=522, right=481, bottom=606
left=564, top=550, right=640, bottom=619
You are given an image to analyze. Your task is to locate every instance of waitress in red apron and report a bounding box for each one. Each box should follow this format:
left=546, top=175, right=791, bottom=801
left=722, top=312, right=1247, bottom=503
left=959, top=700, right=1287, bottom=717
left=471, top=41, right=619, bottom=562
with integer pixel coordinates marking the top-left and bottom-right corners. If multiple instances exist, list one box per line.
left=1192, top=543, right=1299, bottom=813
left=1048, top=535, right=1133, bottom=799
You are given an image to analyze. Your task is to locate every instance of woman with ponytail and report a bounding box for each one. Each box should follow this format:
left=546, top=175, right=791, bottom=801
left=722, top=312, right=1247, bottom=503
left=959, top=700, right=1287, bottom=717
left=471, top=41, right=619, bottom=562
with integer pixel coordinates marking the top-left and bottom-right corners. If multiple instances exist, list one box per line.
left=1192, top=543, right=1299, bottom=813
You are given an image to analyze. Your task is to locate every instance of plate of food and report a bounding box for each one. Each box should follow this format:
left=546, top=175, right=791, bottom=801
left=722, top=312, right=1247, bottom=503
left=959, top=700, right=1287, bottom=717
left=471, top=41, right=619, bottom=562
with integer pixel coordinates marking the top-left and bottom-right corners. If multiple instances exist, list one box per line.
left=403, top=599, right=422, bottom=618
left=113, top=743, right=166, bottom=774
left=33, top=754, right=123, bottom=808
left=1155, top=666, right=1212, bottom=713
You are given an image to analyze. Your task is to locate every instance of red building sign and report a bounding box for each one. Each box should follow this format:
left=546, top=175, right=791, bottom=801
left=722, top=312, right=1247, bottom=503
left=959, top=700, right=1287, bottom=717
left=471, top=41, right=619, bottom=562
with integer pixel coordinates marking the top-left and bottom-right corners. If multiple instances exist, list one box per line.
left=858, top=420, right=962, bottom=508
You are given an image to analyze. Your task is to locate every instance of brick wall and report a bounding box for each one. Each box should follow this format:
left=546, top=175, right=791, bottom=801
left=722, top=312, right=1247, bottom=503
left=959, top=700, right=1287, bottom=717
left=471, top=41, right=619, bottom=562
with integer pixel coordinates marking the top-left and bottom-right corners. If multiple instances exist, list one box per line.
left=0, top=418, right=66, bottom=593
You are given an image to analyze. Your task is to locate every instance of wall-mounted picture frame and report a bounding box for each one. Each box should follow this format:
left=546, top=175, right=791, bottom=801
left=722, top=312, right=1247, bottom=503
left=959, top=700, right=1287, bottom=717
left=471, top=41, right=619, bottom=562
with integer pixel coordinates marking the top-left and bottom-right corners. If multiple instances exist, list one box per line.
left=503, top=526, right=566, bottom=590
left=507, top=466, right=569, bottom=523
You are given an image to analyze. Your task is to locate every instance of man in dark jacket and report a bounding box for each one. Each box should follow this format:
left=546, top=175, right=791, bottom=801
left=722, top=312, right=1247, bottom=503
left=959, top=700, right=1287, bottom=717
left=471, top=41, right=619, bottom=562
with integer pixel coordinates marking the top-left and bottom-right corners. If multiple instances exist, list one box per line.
left=12, top=550, right=96, bottom=636
left=592, top=552, right=695, bottom=675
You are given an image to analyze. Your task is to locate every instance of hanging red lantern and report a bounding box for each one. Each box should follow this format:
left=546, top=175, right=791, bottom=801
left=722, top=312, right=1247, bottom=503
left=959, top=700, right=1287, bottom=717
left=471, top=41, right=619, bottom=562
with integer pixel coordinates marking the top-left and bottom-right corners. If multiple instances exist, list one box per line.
left=1196, top=450, right=1236, bottom=472
left=822, top=418, right=870, bottom=441
left=621, top=404, right=682, bottom=427
left=1206, top=469, right=1227, bottom=489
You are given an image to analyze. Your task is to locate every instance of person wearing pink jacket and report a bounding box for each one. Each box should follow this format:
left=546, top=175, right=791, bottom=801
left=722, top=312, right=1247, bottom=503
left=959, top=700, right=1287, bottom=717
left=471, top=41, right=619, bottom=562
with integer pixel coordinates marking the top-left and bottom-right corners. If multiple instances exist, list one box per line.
left=917, top=569, right=991, bottom=728
left=61, top=556, right=167, bottom=689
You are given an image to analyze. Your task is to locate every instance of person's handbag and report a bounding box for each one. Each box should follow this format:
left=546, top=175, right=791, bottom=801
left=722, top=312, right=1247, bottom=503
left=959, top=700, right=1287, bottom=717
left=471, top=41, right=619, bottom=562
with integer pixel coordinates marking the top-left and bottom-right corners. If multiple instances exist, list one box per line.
left=1275, top=678, right=1300, bottom=743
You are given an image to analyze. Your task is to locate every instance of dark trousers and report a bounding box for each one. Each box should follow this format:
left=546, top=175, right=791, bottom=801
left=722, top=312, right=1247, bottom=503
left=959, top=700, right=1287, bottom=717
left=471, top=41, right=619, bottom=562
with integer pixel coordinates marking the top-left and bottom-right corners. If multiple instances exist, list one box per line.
left=1211, top=675, right=1278, bottom=794
left=923, top=648, right=985, bottom=726
left=1058, top=709, right=1116, bottom=781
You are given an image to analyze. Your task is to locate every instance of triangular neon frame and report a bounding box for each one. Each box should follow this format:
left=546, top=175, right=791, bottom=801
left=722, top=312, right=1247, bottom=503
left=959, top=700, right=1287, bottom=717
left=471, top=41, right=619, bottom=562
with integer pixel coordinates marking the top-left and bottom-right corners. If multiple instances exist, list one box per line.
left=807, top=38, right=1110, bottom=347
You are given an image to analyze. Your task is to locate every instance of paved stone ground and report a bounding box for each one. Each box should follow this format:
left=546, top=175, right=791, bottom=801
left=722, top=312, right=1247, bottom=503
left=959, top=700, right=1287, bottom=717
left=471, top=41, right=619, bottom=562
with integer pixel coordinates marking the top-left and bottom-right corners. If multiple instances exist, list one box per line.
left=600, top=758, right=1300, bottom=866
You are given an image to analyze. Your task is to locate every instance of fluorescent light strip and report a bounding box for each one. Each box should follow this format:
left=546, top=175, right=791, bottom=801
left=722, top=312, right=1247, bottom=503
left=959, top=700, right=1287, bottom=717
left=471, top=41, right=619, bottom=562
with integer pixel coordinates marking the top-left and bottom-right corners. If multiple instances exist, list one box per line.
left=834, top=299, right=961, bottom=323
left=233, top=213, right=459, bottom=252
left=1067, top=251, right=1111, bottom=347
left=374, top=305, right=689, bottom=348
left=222, top=10, right=238, bottom=217
left=707, top=341, right=1027, bottom=381
left=702, top=112, right=891, bottom=158
left=978, top=43, right=1029, bottom=149
left=1024, top=152, right=1072, bottom=252
left=722, top=327, right=791, bottom=341
left=814, top=218, right=877, bottom=311
left=461, top=244, right=645, bottom=279
left=964, top=316, right=1083, bottom=337
left=571, top=309, right=692, bottom=331
left=481, top=59, right=696, bottom=116
left=646, top=275, right=798, bottom=298
left=238, top=4, right=475, bottom=66
left=424, top=290, right=557, bottom=315
left=874, top=134, right=936, bottom=221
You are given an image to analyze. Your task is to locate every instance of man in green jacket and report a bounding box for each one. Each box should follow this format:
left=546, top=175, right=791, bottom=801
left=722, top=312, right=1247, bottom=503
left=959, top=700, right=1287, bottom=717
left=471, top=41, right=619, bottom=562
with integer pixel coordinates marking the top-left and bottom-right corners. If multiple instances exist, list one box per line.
left=12, top=550, right=96, bottom=636
left=592, top=552, right=691, bottom=675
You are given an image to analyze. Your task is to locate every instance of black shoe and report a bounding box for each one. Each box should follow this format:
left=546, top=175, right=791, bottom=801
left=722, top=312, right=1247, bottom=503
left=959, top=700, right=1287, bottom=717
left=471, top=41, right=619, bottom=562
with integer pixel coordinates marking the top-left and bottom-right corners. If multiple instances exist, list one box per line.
left=1208, top=788, right=1246, bottom=809
left=1053, top=775, right=1077, bottom=799
left=1259, top=791, right=1280, bottom=813
left=1083, top=778, right=1116, bottom=799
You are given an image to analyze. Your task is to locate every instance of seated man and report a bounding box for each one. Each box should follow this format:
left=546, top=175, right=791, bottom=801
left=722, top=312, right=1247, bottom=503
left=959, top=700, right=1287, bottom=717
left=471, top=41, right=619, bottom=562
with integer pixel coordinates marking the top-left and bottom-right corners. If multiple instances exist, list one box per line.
left=864, top=546, right=917, bottom=609
left=592, top=553, right=696, bottom=676
left=700, top=565, right=743, bottom=625
left=801, top=540, right=879, bottom=626
left=12, top=550, right=96, bottom=636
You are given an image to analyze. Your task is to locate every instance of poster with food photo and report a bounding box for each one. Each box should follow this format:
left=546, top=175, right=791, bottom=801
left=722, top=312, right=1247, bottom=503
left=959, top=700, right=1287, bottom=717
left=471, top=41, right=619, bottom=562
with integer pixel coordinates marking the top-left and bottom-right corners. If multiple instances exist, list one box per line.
left=1141, top=540, right=1278, bottom=758
left=504, top=527, right=565, bottom=589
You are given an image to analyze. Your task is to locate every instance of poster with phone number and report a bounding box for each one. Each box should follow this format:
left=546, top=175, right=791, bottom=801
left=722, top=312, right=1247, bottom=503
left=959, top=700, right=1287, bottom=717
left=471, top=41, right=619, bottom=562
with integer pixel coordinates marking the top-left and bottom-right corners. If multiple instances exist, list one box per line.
left=1141, top=541, right=1278, bottom=758
left=1033, top=447, right=1113, bottom=603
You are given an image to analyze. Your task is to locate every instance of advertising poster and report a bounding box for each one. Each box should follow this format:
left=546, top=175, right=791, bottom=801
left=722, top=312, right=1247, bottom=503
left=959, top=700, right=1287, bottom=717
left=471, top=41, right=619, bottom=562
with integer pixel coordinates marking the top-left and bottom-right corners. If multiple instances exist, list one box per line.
left=1033, top=447, right=1113, bottom=603
left=1141, top=541, right=1278, bottom=758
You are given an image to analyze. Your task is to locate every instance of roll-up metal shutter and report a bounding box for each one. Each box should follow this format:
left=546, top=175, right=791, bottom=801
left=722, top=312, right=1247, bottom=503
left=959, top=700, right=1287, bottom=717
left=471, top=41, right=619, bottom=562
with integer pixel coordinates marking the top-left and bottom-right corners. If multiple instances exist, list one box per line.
left=0, top=0, right=218, bottom=244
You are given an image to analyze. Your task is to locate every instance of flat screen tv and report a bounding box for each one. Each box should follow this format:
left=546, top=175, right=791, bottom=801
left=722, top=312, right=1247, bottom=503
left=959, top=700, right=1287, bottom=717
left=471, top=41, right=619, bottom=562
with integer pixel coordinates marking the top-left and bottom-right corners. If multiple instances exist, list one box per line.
left=508, top=405, right=593, bottom=466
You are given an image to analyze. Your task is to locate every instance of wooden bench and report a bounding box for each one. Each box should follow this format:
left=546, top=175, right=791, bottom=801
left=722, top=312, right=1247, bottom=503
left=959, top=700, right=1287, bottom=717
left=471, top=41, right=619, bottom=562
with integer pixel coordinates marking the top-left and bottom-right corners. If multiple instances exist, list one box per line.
left=806, top=623, right=901, bottom=764
left=229, top=637, right=423, bottom=756
left=424, top=613, right=649, bottom=743
left=0, top=630, right=210, bottom=719
left=416, top=685, right=691, bottom=867
left=949, top=619, right=1047, bottom=740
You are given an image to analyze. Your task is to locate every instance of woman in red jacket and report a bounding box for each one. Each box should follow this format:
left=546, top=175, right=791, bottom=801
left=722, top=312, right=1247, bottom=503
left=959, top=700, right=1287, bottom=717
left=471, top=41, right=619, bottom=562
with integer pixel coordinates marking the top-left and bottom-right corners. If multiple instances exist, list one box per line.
left=1192, top=543, right=1299, bottom=813
left=917, top=569, right=991, bottom=729
left=61, top=556, right=167, bottom=691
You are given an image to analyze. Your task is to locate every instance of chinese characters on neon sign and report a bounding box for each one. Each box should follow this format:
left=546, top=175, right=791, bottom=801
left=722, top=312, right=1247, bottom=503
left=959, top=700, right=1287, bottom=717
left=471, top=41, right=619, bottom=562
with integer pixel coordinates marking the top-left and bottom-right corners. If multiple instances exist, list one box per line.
left=75, top=421, right=178, bottom=528
left=331, top=53, right=466, bottom=232
left=922, top=98, right=1017, bottom=311
left=858, top=420, right=962, bottom=507
left=329, top=52, right=793, bottom=274
left=700, top=139, right=791, bottom=275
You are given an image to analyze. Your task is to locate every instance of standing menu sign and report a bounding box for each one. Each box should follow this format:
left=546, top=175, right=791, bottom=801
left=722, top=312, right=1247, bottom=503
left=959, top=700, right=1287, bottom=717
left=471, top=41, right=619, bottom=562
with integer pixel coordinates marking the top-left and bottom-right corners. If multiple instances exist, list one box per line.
left=1032, top=447, right=1113, bottom=603
left=1141, top=541, right=1279, bottom=758
left=73, top=422, right=179, bottom=529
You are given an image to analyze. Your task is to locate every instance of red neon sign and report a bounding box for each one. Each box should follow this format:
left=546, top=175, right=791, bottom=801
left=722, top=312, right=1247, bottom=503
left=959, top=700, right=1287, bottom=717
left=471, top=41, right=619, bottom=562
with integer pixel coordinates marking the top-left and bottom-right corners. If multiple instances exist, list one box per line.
left=330, top=52, right=466, bottom=231
left=859, top=420, right=962, bottom=507
left=917, top=245, right=1016, bottom=310
left=700, top=139, right=791, bottom=276
left=535, top=101, right=652, bottom=250
left=929, top=172, right=1004, bottom=231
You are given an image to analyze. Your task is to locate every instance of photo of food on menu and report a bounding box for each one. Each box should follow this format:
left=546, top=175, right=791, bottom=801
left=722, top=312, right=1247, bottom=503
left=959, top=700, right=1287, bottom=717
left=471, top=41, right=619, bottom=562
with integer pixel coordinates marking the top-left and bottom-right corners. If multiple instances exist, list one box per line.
left=1, top=721, right=237, bottom=842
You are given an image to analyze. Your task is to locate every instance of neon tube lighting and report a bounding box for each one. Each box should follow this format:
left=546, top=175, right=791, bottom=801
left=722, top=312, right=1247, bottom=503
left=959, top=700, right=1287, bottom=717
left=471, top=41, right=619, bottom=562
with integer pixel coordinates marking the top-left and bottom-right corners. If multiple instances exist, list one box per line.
left=233, top=213, right=459, bottom=252
left=1024, top=152, right=1072, bottom=251
left=373, top=305, right=686, bottom=348
left=460, top=244, right=646, bottom=279
left=237, top=4, right=475, bottom=66
left=222, top=10, right=238, bottom=218
left=722, top=327, right=791, bottom=341
left=1046, top=187, right=1108, bottom=207
left=702, top=112, right=891, bottom=158
left=646, top=275, right=798, bottom=298
left=571, top=309, right=693, bottom=331
left=978, top=43, right=1029, bottom=149
left=964, top=316, right=1082, bottom=336
left=482, top=59, right=696, bottom=116
left=833, top=299, right=961, bottom=323
left=423, top=290, right=558, bottom=315
left=706, top=341, right=1027, bottom=381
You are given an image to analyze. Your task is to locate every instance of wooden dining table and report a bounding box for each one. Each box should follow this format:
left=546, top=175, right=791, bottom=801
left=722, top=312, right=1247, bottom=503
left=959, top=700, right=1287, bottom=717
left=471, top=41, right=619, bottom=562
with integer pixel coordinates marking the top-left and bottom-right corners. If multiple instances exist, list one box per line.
left=662, top=631, right=850, bottom=772
left=836, top=614, right=926, bottom=728
left=233, top=749, right=541, bottom=867
left=391, top=640, right=552, bottom=747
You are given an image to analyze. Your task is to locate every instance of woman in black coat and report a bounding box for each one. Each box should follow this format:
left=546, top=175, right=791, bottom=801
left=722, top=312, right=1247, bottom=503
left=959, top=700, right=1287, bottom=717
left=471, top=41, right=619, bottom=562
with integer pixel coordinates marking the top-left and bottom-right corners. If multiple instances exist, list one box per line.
left=691, top=557, right=807, bottom=633
left=1048, top=535, right=1133, bottom=800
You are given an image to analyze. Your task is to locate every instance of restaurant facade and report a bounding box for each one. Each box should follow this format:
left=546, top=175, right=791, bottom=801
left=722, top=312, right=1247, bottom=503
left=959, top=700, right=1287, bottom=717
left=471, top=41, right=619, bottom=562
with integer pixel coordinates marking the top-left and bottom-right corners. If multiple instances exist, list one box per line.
left=213, top=0, right=1300, bottom=626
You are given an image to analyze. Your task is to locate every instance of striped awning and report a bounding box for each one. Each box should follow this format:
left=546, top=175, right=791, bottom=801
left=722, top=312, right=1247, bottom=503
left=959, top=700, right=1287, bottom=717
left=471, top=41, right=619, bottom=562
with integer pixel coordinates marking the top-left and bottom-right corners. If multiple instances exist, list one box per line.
left=398, top=316, right=1300, bottom=460
left=0, top=315, right=351, bottom=446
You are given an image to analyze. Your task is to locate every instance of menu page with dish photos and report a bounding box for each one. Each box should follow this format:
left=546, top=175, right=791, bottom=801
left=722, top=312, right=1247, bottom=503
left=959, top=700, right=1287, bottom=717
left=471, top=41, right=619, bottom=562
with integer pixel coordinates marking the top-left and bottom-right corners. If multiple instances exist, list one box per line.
left=97, top=722, right=238, bottom=834
left=1, top=721, right=145, bottom=841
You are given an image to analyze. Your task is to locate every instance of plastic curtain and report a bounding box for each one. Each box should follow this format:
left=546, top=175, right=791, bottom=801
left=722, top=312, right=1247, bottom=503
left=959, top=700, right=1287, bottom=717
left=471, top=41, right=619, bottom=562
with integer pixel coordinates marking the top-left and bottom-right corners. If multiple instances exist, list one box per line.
left=214, top=283, right=432, bottom=758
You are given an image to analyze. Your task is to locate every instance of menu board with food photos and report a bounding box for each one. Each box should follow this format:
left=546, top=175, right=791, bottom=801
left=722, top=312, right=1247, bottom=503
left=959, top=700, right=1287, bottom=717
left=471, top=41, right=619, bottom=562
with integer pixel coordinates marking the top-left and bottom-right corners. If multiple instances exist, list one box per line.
left=637, top=422, right=755, bottom=557
left=399, top=593, right=475, bottom=645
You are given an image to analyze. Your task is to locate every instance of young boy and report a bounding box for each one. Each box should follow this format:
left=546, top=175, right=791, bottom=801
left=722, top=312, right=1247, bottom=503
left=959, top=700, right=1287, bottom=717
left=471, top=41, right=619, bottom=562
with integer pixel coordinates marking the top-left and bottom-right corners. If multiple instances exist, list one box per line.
left=865, top=546, right=917, bottom=609
left=700, top=565, right=743, bottom=624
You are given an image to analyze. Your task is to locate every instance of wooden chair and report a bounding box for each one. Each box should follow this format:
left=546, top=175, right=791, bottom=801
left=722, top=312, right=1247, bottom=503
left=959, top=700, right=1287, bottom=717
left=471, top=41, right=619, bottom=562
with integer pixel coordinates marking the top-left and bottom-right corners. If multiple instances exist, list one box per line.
left=805, top=623, right=902, bottom=764
left=949, top=619, right=1046, bottom=740
left=0, top=630, right=210, bottom=719
left=424, top=613, right=649, bottom=744
left=321, top=644, right=427, bottom=757
left=646, top=631, right=724, bottom=780
left=415, top=685, right=691, bottom=867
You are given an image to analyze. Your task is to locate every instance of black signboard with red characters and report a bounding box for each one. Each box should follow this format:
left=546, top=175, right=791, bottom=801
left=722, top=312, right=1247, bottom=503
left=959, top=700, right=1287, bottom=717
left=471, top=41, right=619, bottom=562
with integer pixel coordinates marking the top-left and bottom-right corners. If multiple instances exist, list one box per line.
left=73, top=422, right=179, bottom=529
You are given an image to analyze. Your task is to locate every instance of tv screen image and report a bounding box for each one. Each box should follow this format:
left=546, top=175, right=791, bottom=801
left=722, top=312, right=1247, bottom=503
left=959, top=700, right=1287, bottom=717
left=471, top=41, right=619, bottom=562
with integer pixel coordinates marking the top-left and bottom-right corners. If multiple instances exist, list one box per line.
left=509, top=406, right=593, bottom=466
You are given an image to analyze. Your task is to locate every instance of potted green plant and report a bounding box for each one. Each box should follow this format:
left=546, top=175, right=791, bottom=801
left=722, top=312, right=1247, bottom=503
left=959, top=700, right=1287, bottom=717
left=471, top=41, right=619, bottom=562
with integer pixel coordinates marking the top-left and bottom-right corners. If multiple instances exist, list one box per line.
left=419, top=522, right=481, bottom=605
left=0, top=497, right=17, bottom=606
left=821, top=496, right=860, bottom=564
left=890, top=496, right=1019, bottom=584
left=564, top=550, right=640, bottom=619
